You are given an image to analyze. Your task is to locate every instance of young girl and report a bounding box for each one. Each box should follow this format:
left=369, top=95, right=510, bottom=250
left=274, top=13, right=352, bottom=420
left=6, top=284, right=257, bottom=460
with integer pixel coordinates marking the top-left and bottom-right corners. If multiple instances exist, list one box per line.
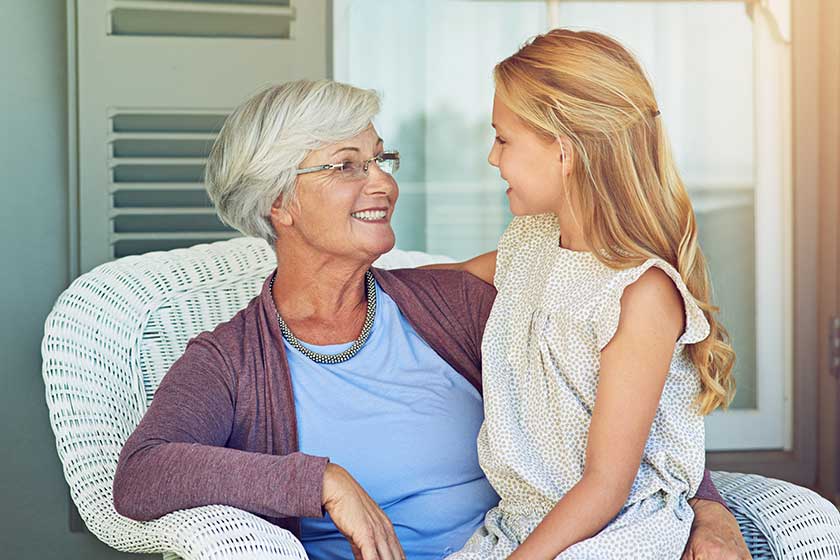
left=445, top=30, right=736, bottom=559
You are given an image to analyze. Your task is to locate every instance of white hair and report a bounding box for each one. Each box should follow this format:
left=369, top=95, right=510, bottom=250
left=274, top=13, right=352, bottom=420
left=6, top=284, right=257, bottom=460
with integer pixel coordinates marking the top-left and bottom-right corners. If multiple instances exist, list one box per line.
left=205, top=80, right=381, bottom=244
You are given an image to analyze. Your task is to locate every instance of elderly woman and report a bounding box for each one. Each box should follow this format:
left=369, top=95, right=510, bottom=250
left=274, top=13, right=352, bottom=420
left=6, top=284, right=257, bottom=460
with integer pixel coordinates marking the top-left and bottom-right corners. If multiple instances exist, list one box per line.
left=113, top=80, right=749, bottom=560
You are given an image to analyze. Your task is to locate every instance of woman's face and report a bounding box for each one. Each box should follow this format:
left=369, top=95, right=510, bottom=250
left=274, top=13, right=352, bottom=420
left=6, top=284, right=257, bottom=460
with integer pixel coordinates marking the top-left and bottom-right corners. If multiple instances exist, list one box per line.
left=487, top=94, right=569, bottom=216
left=278, top=125, right=399, bottom=263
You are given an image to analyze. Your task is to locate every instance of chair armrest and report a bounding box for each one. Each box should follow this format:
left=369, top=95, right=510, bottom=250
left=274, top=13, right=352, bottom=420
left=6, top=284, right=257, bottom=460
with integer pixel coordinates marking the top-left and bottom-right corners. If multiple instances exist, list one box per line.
left=711, top=471, right=840, bottom=559
left=125, top=505, right=308, bottom=560
left=41, top=241, right=311, bottom=558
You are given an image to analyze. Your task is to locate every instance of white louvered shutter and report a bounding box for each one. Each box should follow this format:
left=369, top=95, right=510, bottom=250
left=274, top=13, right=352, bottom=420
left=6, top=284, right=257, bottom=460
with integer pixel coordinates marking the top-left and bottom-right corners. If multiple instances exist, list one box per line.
left=73, top=0, right=329, bottom=273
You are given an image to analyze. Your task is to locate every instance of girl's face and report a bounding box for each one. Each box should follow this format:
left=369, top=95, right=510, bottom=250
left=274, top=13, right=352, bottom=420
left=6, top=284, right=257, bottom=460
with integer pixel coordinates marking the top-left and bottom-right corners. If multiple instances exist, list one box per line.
left=488, top=94, right=570, bottom=216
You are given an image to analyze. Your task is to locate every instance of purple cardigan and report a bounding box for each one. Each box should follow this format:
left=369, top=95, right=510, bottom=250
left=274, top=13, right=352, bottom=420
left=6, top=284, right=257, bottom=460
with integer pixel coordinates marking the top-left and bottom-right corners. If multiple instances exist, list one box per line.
left=113, top=267, right=725, bottom=538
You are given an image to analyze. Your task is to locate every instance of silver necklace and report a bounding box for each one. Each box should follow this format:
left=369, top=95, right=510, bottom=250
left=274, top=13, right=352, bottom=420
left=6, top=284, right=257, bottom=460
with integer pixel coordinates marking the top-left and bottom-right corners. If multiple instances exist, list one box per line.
left=269, top=270, right=377, bottom=364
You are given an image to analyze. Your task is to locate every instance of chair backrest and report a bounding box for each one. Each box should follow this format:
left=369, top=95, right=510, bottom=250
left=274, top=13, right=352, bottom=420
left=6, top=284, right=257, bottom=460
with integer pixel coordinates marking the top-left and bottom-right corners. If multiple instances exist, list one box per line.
left=135, top=239, right=276, bottom=405
left=41, top=237, right=453, bottom=545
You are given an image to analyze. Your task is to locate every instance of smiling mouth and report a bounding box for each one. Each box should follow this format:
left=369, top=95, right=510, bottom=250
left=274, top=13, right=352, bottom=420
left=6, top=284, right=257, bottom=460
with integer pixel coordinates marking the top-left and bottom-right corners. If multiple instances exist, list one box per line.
left=351, top=209, right=388, bottom=222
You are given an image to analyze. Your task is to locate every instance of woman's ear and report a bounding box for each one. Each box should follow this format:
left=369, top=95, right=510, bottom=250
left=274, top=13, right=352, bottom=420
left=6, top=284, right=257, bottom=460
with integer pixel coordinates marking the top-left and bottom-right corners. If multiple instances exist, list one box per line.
left=556, top=136, right=575, bottom=177
left=269, top=195, right=294, bottom=228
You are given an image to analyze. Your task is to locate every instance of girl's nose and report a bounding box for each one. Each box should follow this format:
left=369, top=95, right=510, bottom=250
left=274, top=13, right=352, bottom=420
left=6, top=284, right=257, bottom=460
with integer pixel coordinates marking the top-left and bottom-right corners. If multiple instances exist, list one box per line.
left=488, top=142, right=500, bottom=168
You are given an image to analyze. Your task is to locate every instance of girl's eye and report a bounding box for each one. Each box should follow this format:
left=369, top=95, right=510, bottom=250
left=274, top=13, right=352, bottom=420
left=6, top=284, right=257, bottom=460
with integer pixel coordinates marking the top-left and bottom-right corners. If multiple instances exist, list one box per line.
left=495, top=136, right=506, bottom=145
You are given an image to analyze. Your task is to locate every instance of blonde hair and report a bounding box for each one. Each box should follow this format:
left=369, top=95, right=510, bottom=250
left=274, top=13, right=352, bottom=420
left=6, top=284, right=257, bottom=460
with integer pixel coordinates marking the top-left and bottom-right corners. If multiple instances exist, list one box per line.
left=495, top=29, right=735, bottom=414
left=205, top=80, right=380, bottom=244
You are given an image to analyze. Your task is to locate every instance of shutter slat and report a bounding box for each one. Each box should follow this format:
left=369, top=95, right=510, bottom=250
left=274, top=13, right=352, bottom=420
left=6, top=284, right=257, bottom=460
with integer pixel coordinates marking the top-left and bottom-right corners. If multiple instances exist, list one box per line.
left=110, top=208, right=219, bottom=217
left=112, top=232, right=240, bottom=241
left=112, top=1, right=294, bottom=17
left=110, top=157, right=209, bottom=166
left=110, top=183, right=207, bottom=192
left=107, top=111, right=227, bottom=249
left=110, top=132, right=218, bottom=141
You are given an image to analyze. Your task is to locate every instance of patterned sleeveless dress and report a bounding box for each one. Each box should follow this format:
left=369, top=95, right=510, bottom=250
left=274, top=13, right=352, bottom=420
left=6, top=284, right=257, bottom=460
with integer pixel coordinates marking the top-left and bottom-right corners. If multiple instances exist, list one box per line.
left=446, top=214, right=710, bottom=559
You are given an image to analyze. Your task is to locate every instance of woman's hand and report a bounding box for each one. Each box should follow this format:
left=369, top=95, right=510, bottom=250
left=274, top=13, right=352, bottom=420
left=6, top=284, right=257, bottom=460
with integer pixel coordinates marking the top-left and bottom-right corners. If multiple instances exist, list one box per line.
left=682, top=500, right=751, bottom=559
left=321, top=463, right=406, bottom=560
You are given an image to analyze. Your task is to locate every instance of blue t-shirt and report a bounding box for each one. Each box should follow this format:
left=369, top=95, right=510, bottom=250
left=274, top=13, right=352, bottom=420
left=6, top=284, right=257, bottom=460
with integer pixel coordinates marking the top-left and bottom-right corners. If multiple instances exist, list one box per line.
left=286, top=281, right=499, bottom=560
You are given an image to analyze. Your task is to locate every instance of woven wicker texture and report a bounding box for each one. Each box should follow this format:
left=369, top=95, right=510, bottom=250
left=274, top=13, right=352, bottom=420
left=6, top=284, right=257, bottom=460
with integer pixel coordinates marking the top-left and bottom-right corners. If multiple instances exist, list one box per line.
left=41, top=237, right=840, bottom=559
left=712, top=471, right=840, bottom=559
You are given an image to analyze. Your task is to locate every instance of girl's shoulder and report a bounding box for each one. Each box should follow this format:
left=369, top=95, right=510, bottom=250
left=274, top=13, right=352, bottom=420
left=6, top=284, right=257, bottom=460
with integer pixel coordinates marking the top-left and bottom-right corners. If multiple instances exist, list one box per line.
left=494, top=214, right=559, bottom=286
left=592, top=257, right=711, bottom=351
left=498, top=213, right=559, bottom=251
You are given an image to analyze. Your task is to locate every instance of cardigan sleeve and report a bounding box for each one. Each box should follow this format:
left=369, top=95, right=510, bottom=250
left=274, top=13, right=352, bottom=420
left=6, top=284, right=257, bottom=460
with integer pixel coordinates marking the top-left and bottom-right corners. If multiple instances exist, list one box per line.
left=113, top=333, right=328, bottom=521
left=694, top=468, right=729, bottom=510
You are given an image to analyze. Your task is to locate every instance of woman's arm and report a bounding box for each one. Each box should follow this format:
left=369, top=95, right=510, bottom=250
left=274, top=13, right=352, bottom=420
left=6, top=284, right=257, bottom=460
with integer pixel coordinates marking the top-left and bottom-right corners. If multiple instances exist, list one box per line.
left=684, top=500, right=751, bottom=559
left=113, top=334, right=329, bottom=521
left=114, top=333, right=405, bottom=560
left=419, top=250, right=497, bottom=285
left=509, top=267, right=686, bottom=559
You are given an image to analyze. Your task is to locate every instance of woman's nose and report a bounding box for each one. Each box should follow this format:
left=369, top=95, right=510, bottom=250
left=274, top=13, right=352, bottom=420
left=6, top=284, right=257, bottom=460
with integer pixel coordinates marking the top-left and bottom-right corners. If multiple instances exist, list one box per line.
left=363, top=163, right=397, bottom=196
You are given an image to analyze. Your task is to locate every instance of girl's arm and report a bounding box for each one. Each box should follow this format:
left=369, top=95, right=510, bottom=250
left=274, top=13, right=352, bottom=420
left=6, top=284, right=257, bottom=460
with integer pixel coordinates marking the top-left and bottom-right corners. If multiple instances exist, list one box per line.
left=509, top=267, right=686, bottom=559
left=418, top=250, right=497, bottom=285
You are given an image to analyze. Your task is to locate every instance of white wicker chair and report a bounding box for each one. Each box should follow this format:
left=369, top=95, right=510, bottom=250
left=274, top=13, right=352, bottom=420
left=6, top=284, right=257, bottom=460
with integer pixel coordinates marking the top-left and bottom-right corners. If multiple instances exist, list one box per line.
left=42, top=238, right=840, bottom=560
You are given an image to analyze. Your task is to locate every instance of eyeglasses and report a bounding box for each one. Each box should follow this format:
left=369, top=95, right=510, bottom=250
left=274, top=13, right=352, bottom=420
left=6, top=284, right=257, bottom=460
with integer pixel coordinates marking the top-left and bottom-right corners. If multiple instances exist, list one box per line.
left=295, top=150, right=400, bottom=180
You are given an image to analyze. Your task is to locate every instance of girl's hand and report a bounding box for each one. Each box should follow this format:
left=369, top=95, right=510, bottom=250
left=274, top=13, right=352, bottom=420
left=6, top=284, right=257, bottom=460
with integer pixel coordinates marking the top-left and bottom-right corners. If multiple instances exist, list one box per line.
left=321, top=463, right=406, bottom=560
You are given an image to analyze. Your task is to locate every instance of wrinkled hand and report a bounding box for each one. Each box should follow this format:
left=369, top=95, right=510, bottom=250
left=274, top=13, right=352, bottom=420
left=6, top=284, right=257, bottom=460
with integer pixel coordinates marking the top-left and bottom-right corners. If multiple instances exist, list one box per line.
left=322, top=463, right=405, bottom=560
left=683, top=500, right=751, bottom=559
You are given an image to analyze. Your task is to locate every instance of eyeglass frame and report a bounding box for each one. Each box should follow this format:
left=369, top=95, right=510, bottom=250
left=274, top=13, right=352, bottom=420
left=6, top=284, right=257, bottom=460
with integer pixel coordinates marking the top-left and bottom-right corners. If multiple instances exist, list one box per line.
left=295, top=150, right=400, bottom=178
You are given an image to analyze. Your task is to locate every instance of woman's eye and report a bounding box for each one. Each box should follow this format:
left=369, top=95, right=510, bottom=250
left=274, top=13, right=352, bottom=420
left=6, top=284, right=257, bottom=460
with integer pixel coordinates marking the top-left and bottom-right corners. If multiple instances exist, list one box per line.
left=339, top=161, right=362, bottom=172
left=495, top=136, right=506, bottom=145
